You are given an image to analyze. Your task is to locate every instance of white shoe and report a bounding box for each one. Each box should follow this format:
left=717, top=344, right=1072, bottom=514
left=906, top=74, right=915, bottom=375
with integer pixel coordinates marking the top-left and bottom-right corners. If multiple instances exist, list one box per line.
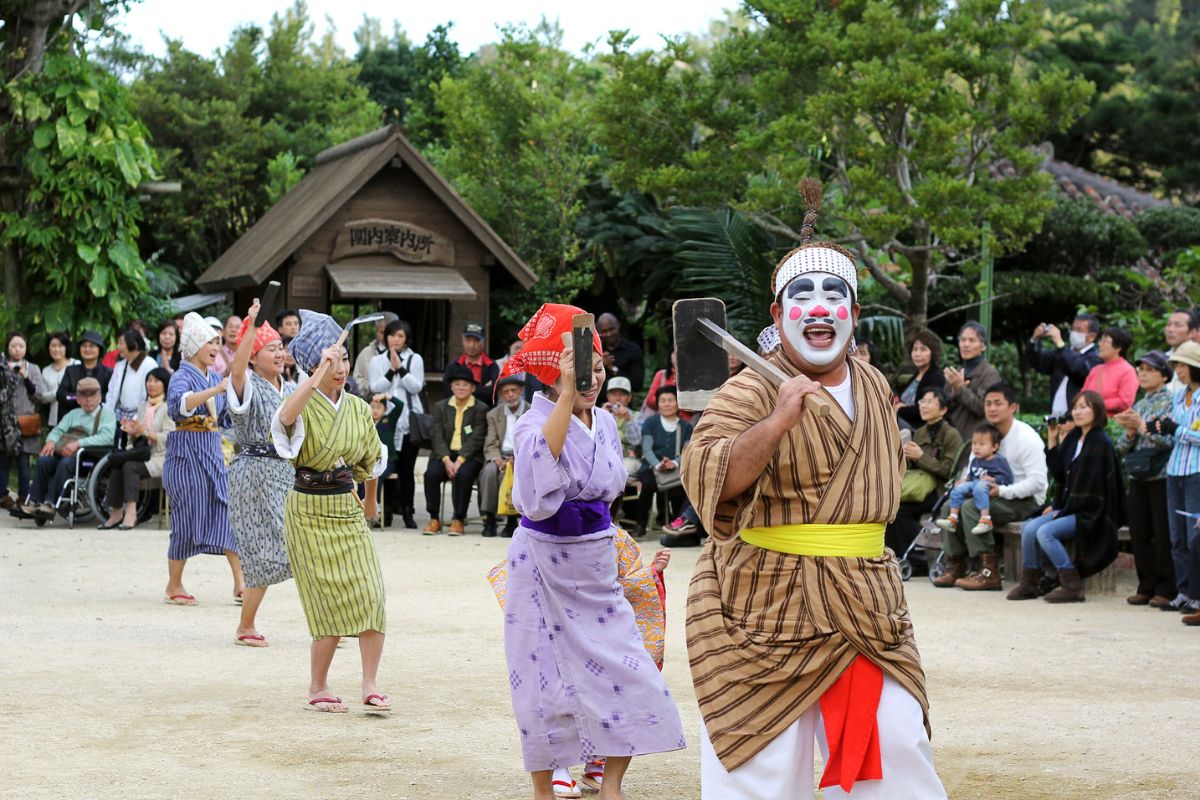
left=552, top=768, right=581, bottom=798
left=971, top=520, right=993, bottom=535
left=935, top=517, right=957, bottom=532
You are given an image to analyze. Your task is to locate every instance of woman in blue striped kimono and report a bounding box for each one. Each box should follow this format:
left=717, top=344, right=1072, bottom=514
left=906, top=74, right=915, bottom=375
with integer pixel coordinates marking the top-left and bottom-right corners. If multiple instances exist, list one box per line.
left=225, top=299, right=295, bottom=647
left=272, top=310, right=389, bottom=713
left=161, top=312, right=243, bottom=606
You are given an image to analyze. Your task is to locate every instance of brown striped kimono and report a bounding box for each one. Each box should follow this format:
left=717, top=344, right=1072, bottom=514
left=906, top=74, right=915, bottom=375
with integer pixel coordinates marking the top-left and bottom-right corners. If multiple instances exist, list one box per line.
left=682, top=352, right=929, bottom=771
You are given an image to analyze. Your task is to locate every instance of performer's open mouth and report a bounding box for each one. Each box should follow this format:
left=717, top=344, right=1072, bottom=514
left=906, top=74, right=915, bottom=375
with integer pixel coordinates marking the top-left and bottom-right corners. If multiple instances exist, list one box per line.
left=802, top=325, right=837, bottom=348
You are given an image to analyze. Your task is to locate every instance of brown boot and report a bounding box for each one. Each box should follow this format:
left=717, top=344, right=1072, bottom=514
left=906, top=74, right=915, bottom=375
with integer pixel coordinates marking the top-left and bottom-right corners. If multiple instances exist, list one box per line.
left=1006, top=568, right=1041, bottom=600
left=1043, top=568, right=1085, bottom=603
left=932, top=556, right=967, bottom=587
left=956, top=552, right=1002, bottom=591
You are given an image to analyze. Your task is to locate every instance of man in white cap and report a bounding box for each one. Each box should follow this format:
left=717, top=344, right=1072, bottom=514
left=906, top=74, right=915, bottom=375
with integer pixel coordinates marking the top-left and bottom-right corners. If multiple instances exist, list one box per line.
left=681, top=180, right=945, bottom=798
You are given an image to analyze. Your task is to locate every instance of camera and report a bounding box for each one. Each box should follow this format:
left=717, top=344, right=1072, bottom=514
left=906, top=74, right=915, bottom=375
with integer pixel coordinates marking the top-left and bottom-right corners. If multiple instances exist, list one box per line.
left=1043, top=413, right=1071, bottom=426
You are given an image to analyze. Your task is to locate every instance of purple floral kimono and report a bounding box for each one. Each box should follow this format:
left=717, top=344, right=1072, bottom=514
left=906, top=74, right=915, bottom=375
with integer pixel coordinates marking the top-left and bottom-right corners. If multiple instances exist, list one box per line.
left=503, top=393, right=685, bottom=771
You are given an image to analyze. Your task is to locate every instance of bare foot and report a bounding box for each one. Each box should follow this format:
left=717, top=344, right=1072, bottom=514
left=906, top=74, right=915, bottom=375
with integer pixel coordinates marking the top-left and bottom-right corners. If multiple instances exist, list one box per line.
left=307, top=688, right=347, bottom=713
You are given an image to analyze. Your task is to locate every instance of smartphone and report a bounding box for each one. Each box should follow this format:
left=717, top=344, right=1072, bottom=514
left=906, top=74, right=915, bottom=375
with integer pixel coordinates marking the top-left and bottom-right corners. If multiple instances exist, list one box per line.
left=899, top=429, right=912, bottom=447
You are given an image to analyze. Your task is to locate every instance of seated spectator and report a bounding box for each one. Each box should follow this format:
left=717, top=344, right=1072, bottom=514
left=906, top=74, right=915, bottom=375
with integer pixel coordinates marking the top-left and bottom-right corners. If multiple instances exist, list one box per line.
left=852, top=337, right=876, bottom=365
left=479, top=374, right=528, bottom=538
left=944, top=321, right=1002, bottom=440
left=98, top=368, right=174, bottom=530
left=1113, top=351, right=1176, bottom=607
left=423, top=363, right=489, bottom=535
left=1081, top=326, right=1137, bottom=413
left=937, top=424, right=1013, bottom=535
left=1, top=332, right=45, bottom=508
left=894, top=330, right=947, bottom=429
left=642, top=351, right=694, bottom=423
left=21, top=377, right=116, bottom=519
left=443, top=322, right=498, bottom=405
left=886, top=388, right=963, bottom=558
left=353, top=311, right=398, bottom=399
left=1007, top=391, right=1122, bottom=603
left=57, top=331, right=112, bottom=417
left=598, top=312, right=645, bottom=393
left=935, top=382, right=1048, bottom=591
left=634, top=385, right=692, bottom=538
left=105, top=329, right=155, bottom=435
left=275, top=309, right=301, bottom=339
left=1026, top=312, right=1102, bottom=419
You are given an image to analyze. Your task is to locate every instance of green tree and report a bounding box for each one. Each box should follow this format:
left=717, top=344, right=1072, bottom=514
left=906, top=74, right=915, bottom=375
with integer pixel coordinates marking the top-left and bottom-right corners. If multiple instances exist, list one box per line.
left=432, top=21, right=600, bottom=325
left=128, top=1, right=382, bottom=283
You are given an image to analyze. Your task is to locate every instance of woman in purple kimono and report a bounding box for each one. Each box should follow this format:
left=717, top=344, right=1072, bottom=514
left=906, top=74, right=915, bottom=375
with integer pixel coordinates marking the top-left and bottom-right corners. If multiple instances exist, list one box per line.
left=499, top=303, right=685, bottom=800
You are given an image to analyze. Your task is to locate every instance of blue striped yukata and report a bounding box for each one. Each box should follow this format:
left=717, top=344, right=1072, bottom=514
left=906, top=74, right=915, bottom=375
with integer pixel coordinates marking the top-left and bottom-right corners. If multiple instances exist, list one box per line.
left=227, top=372, right=295, bottom=588
left=163, top=361, right=237, bottom=560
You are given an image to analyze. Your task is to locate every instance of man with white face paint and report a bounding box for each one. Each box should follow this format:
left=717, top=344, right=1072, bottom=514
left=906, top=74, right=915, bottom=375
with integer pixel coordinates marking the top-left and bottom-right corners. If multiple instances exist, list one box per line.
left=682, top=180, right=945, bottom=800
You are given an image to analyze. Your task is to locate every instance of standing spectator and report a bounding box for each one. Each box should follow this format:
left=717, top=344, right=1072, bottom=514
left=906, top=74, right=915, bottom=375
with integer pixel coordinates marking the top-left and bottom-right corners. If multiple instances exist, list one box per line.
left=423, top=363, right=488, bottom=535
left=98, top=368, right=174, bottom=530
left=352, top=311, right=398, bottom=399
left=1160, top=342, right=1200, bottom=614
left=886, top=388, right=963, bottom=558
left=57, top=331, right=112, bottom=417
left=1081, top=326, right=1137, bottom=414
left=367, top=394, right=402, bottom=526
left=219, top=315, right=241, bottom=374
left=852, top=337, right=876, bottom=365
left=1114, top=351, right=1176, bottom=607
left=280, top=336, right=306, bottom=388
left=275, top=309, right=301, bottom=339
left=895, top=330, right=947, bottom=428
left=101, top=319, right=147, bottom=369
left=936, top=383, right=1048, bottom=591
left=597, top=312, right=645, bottom=393
left=1026, top=313, right=1102, bottom=419
left=368, top=318, right=424, bottom=529
left=0, top=333, right=44, bottom=507
left=944, top=321, right=1002, bottom=440
left=494, top=337, right=522, bottom=374
left=479, top=374, right=528, bottom=538
left=105, top=330, right=155, bottom=430
left=1163, top=309, right=1198, bottom=395
left=634, top=385, right=692, bottom=538
left=152, top=320, right=181, bottom=373
left=0, top=364, right=20, bottom=508
left=1007, top=391, right=1122, bottom=603
left=443, top=322, right=498, bottom=405
left=641, top=351, right=694, bottom=422
left=37, top=332, right=77, bottom=430
left=21, top=377, right=116, bottom=519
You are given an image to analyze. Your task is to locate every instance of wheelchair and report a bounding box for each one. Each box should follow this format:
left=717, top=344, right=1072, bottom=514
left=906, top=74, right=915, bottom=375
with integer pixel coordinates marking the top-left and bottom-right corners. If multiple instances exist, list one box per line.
left=84, top=450, right=159, bottom=528
left=23, top=445, right=113, bottom=529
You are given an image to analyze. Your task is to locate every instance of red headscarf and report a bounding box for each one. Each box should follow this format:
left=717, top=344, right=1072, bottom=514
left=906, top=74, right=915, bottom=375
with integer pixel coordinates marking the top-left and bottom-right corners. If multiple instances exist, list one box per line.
left=235, top=316, right=282, bottom=358
left=499, top=303, right=602, bottom=387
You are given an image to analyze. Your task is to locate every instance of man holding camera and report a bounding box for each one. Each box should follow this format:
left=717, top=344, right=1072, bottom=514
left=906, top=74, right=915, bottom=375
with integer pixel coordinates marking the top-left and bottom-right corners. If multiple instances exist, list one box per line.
left=1026, top=313, right=1102, bottom=420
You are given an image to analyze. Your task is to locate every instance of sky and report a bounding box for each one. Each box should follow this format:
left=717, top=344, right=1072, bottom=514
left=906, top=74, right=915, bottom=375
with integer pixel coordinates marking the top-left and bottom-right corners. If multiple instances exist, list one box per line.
left=115, top=0, right=736, bottom=58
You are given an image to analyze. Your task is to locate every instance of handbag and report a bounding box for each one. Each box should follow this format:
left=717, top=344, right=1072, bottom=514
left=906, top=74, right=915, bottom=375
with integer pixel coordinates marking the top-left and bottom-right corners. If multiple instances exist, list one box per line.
left=398, top=353, right=434, bottom=450
left=497, top=461, right=517, bottom=516
left=54, top=412, right=102, bottom=456
left=1125, top=446, right=1170, bottom=481
left=17, top=414, right=41, bottom=438
left=653, top=426, right=683, bottom=491
left=900, top=468, right=938, bottom=503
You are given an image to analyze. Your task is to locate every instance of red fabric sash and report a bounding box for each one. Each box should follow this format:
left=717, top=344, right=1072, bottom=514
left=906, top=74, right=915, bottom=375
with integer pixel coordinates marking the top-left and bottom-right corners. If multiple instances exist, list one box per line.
left=818, top=654, right=884, bottom=792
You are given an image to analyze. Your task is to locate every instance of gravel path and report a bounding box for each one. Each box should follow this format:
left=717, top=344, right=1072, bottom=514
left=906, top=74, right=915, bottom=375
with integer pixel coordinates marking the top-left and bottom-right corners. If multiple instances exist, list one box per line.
left=3, top=514, right=1197, bottom=799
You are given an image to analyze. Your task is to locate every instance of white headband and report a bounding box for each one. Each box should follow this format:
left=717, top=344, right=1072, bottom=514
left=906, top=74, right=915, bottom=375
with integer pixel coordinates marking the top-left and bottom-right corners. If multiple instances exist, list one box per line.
left=180, top=312, right=219, bottom=360
left=773, top=246, right=858, bottom=299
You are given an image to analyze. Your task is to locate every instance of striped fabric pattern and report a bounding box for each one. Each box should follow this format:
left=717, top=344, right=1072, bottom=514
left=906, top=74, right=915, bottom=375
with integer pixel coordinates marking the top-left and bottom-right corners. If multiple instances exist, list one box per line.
left=1167, top=387, right=1200, bottom=477
left=163, top=362, right=237, bottom=560
left=283, top=391, right=386, bottom=638
left=680, top=354, right=928, bottom=771
left=228, top=373, right=295, bottom=588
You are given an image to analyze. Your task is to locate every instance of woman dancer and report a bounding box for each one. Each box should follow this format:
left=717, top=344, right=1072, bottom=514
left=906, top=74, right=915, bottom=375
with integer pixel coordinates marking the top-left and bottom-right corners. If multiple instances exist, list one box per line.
left=272, top=310, right=389, bottom=712
left=499, top=303, right=685, bottom=800
left=162, top=312, right=244, bottom=606
left=99, top=368, right=174, bottom=530
left=226, top=301, right=294, bottom=647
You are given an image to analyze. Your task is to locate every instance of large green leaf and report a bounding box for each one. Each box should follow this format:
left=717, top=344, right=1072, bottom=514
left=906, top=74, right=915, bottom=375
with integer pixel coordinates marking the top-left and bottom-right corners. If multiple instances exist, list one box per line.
left=33, top=124, right=55, bottom=149
left=88, top=264, right=110, bottom=297
left=113, top=141, right=141, bottom=187
left=76, top=243, right=99, bottom=264
left=107, top=240, right=141, bottom=277
left=55, top=117, right=86, bottom=150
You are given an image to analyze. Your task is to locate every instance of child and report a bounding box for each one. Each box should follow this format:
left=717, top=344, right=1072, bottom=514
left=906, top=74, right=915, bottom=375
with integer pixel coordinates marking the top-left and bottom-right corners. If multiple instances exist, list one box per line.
left=368, top=394, right=402, bottom=526
left=937, top=423, right=1014, bottom=535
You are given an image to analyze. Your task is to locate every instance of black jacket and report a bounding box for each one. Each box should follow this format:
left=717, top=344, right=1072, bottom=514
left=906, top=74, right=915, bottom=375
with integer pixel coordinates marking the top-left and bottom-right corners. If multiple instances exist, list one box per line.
left=604, top=338, right=645, bottom=393
left=430, top=397, right=490, bottom=464
left=1025, top=340, right=1102, bottom=411
left=56, top=362, right=113, bottom=416
left=1047, top=428, right=1124, bottom=578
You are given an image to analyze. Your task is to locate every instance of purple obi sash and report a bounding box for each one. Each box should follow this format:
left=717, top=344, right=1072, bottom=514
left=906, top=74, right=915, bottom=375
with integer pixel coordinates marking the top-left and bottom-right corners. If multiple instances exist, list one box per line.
left=521, top=499, right=612, bottom=537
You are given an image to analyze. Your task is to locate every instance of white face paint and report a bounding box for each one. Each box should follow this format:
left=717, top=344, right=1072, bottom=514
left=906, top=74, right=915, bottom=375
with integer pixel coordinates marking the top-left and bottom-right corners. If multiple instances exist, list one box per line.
left=780, top=271, right=854, bottom=367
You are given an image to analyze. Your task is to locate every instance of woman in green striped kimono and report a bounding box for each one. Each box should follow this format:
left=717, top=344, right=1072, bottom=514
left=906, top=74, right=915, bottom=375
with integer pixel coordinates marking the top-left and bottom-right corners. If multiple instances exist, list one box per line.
left=272, top=310, right=389, bottom=713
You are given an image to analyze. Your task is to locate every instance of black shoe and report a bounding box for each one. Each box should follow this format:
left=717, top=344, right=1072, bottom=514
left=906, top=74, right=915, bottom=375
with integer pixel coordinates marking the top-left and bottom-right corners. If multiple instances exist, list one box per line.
left=660, top=532, right=704, bottom=548
left=501, top=516, right=518, bottom=538
left=383, top=510, right=394, bottom=527
left=481, top=521, right=498, bottom=538
left=629, top=523, right=646, bottom=539
left=402, top=508, right=417, bottom=529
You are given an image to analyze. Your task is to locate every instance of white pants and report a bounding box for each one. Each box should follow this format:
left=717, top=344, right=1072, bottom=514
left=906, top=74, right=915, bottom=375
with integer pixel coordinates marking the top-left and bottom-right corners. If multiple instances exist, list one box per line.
left=699, top=675, right=946, bottom=799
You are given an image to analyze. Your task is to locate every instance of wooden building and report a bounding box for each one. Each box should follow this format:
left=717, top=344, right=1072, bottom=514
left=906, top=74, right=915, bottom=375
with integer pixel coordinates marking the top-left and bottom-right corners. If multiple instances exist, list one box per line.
left=195, top=124, right=536, bottom=372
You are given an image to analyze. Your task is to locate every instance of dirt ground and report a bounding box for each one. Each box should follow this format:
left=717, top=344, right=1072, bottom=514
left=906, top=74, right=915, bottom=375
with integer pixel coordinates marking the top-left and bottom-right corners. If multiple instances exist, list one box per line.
left=3, top=511, right=1199, bottom=800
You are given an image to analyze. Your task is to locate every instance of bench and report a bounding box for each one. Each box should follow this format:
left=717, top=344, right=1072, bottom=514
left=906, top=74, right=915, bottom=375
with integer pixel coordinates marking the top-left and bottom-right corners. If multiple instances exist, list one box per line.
left=1000, top=522, right=1131, bottom=594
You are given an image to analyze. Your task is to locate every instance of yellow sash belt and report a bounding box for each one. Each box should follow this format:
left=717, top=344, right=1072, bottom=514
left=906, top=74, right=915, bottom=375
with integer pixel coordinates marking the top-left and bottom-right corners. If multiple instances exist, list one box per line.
left=739, top=522, right=885, bottom=557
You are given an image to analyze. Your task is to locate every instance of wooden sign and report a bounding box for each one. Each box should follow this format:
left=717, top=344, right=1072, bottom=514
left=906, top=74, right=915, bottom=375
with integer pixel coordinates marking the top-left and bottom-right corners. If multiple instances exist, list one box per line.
left=290, top=274, right=324, bottom=298
left=330, top=218, right=454, bottom=265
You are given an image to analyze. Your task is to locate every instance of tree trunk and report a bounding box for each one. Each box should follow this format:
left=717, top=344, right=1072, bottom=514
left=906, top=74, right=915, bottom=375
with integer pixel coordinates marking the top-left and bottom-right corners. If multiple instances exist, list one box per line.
left=906, top=249, right=930, bottom=331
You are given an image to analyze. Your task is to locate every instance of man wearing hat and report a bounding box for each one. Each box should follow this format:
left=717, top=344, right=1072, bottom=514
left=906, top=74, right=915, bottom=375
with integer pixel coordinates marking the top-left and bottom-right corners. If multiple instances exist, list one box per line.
left=479, top=373, right=528, bottom=538
left=424, top=362, right=490, bottom=535
left=22, top=377, right=116, bottom=518
left=443, top=321, right=498, bottom=405
left=56, top=331, right=113, bottom=417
